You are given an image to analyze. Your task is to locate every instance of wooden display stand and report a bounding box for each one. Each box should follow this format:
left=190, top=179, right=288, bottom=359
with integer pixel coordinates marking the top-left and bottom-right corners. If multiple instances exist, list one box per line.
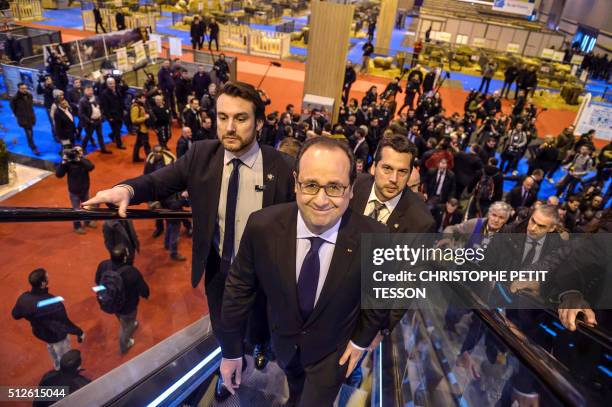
left=41, top=0, right=71, bottom=9
left=375, top=0, right=399, bottom=53
left=9, top=0, right=43, bottom=21
left=219, top=24, right=290, bottom=59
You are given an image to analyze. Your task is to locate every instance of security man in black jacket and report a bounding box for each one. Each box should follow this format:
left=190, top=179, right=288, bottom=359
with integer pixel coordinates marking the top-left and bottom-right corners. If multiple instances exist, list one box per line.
left=12, top=269, right=84, bottom=370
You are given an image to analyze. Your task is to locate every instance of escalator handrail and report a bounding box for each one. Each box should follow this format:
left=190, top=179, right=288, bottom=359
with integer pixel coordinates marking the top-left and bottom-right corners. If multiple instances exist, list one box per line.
left=516, top=291, right=612, bottom=350
left=0, top=207, right=193, bottom=222
left=455, top=283, right=589, bottom=407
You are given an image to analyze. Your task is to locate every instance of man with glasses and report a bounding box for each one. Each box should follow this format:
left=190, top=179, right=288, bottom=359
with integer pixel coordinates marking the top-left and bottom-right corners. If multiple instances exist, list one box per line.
left=83, top=81, right=294, bottom=401
left=219, top=137, right=387, bottom=406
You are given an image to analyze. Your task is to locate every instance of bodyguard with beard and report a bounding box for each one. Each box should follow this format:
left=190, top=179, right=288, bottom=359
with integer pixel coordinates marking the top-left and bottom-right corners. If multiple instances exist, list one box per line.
left=83, top=81, right=294, bottom=400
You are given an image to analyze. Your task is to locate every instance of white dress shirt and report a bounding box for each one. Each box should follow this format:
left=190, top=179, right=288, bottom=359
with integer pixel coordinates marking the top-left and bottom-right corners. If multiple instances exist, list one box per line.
left=364, top=184, right=402, bottom=225
left=435, top=170, right=446, bottom=196
left=214, top=141, right=264, bottom=260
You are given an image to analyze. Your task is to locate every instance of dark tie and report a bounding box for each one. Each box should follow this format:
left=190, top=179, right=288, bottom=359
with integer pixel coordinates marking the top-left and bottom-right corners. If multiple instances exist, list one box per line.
left=435, top=171, right=444, bottom=195
left=220, top=158, right=242, bottom=275
left=521, top=189, right=528, bottom=206
left=297, top=237, right=325, bottom=320
left=369, top=199, right=386, bottom=222
left=522, top=239, right=539, bottom=266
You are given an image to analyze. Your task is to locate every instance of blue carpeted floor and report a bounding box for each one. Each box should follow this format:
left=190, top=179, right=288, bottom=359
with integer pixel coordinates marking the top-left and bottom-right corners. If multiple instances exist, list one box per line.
left=1, top=100, right=119, bottom=163
left=42, top=7, right=83, bottom=30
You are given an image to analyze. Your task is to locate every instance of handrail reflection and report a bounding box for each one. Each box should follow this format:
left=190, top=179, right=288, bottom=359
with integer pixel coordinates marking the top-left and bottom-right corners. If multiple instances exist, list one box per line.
left=0, top=207, right=192, bottom=222
left=455, top=283, right=589, bottom=407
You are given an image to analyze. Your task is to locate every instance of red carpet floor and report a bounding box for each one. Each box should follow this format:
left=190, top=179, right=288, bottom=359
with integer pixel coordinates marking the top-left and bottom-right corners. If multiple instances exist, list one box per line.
left=0, top=23, right=589, bottom=397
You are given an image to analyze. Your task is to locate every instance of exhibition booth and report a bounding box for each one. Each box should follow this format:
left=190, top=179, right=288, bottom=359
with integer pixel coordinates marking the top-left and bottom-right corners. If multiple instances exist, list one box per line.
left=0, top=24, right=61, bottom=61
left=80, top=0, right=161, bottom=32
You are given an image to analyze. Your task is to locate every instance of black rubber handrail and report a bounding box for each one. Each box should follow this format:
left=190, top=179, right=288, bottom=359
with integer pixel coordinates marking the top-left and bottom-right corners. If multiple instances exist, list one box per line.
left=0, top=207, right=192, bottom=222
left=455, top=283, right=589, bottom=407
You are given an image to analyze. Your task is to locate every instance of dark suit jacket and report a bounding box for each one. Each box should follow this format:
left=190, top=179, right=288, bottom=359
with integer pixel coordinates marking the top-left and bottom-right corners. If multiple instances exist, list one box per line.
left=505, top=186, right=537, bottom=209
left=350, top=174, right=435, bottom=234
left=431, top=205, right=463, bottom=232
left=220, top=203, right=387, bottom=366
left=453, top=151, right=483, bottom=187
left=350, top=174, right=435, bottom=331
left=123, top=140, right=294, bottom=287
left=103, top=220, right=140, bottom=264
left=424, top=169, right=456, bottom=204
left=53, top=107, right=76, bottom=141
left=353, top=140, right=369, bottom=164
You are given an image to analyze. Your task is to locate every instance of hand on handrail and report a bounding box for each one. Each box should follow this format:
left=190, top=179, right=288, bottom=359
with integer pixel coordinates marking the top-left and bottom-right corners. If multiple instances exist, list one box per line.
left=82, top=186, right=132, bottom=218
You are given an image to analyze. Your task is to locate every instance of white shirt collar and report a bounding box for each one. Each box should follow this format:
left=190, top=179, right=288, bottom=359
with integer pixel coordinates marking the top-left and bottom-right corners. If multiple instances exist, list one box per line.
left=296, top=210, right=340, bottom=245
left=223, top=141, right=260, bottom=169
left=368, top=183, right=402, bottom=214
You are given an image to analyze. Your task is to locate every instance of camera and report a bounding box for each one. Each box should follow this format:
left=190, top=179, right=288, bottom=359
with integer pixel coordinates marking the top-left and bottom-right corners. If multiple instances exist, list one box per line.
left=62, top=147, right=81, bottom=162
left=37, top=71, right=49, bottom=84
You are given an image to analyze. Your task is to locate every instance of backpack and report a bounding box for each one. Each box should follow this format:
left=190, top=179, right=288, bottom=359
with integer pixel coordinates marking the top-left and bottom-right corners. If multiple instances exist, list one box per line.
left=97, top=265, right=126, bottom=314
left=475, top=173, right=495, bottom=201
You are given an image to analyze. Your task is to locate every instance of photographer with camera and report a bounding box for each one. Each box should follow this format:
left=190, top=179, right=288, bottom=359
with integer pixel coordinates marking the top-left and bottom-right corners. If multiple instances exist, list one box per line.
left=47, top=51, right=70, bottom=92
left=10, top=82, right=40, bottom=156
left=56, top=145, right=95, bottom=234
left=37, top=74, right=58, bottom=140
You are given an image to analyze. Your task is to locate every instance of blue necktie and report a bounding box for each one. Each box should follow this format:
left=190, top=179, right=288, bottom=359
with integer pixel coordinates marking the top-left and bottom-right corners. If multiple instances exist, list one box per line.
left=220, top=158, right=242, bottom=275
left=297, top=237, right=325, bottom=320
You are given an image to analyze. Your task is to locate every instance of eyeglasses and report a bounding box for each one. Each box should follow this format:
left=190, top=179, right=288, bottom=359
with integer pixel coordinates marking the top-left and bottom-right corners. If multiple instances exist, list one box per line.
left=297, top=181, right=348, bottom=197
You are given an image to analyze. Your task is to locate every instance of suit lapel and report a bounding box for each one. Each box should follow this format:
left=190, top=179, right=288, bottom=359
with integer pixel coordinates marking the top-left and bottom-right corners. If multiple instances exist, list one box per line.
left=261, top=146, right=278, bottom=208
left=351, top=176, right=373, bottom=215
left=207, top=145, right=225, bottom=217
left=277, top=204, right=302, bottom=322
left=387, top=190, right=408, bottom=233
left=305, top=210, right=358, bottom=326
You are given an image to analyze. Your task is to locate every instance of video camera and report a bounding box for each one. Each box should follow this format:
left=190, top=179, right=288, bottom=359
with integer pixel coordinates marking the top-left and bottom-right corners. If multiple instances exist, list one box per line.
left=62, top=147, right=82, bottom=162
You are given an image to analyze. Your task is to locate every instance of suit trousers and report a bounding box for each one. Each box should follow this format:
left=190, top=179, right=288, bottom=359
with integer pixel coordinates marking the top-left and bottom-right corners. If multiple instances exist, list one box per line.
left=108, top=118, right=124, bottom=147
left=206, top=248, right=270, bottom=348
left=280, top=347, right=349, bottom=407
left=133, top=131, right=151, bottom=161
left=46, top=336, right=71, bottom=371
left=83, top=122, right=105, bottom=151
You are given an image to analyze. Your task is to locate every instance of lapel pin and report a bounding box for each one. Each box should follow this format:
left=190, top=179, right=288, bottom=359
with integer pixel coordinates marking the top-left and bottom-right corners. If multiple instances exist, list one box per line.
left=394, top=224, right=399, bottom=229
left=347, top=248, right=353, bottom=253
left=267, top=173, right=275, bottom=181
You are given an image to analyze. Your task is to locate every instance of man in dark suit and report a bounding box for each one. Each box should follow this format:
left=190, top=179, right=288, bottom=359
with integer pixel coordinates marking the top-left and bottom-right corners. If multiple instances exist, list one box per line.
left=424, top=158, right=456, bottom=205
left=505, top=175, right=537, bottom=210
left=431, top=198, right=463, bottom=232
left=453, top=145, right=483, bottom=199
left=103, top=219, right=140, bottom=265
left=219, top=137, right=387, bottom=406
left=352, top=127, right=369, bottom=164
left=342, top=61, right=356, bottom=105
left=347, top=134, right=435, bottom=386
left=83, top=82, right=294, bottom=399
left=99, top=77, right=126, bottom=150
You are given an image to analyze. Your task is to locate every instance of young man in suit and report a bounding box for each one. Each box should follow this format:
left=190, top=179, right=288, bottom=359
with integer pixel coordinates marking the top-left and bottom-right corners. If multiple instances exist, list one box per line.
left=505, top=175, right=537, bottom=211
left=219, top=137, right=387, bottom=406
left=424, top=158, right=456, bottom=206
left=347, top=134, right=435, bottom=386
left=83, top=81, right=294, bottom=399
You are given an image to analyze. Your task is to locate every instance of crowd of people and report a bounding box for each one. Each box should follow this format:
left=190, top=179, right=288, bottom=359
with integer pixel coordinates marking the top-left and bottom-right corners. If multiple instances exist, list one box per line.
left=8, top=46, right=611, bottom=405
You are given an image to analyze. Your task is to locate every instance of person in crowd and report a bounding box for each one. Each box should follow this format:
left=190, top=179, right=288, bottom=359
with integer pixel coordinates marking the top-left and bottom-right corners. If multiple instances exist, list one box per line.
left=37, top=75, right=58, bottom=141
left=432, top=197, right=463, bottom=233
left=54, top=98, right=77, bottom=146
left=183, top=97, right=203, bottom=140
left=95, top=244, right=149, bottom=353
left=175, top=70, right=193, bottom=125
left=468, top=157, right=504, bottom=218
left=556, top=144, right=594, bottom=198
left=103, top=217, right=140, bottom=264
left=190, top=15, right=204, bottom=50
left=10, top=82, right=39, bottom=155
left=219, top=137, right=388, bottom=404
left=501, top=63, right=518, bottom=99
left=83, top=81, right=294, bottom=401
left=100, top=77, right=126, bottom=150
left=505, top=175, right=537, bottom=211
left=342, top=61, right=357, bottom=105
left=115, top=9, right=126, bottom=31
left=193, top=64, right=212, bottom=101
left=214, top=53, right=230, bottom=85
left=208, top=18, right=220, bottom=51
left=66, top=79, right=84, bottom=141
left=500, top=122, right=527, bottom=175
left=352, top=127, right=369, bottom=164
left=478, top=61, right=496, bottom=95
left=93, top=5, right=106, bottom=33
left=12, top=269, right=84, bottom=370
left=424, top=157, right=456, bottom=206
left=34, top=350, right=90, bottom=407
left=130, top=92, right=151, bottom=163
left=4, top=33, right=22, bottom=63
left=452, top=144, right=483, bottom=199
left=528, top=135, right=559, bottom=182
left=158, top=60, right=177, bottom=119
left=55, top=146, right=95, bottom=234
left=79, top=85, right=109, bottom=154
left=361, top=40, right=374, bottom=73
left=152, top=95, right=172, bottom=149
